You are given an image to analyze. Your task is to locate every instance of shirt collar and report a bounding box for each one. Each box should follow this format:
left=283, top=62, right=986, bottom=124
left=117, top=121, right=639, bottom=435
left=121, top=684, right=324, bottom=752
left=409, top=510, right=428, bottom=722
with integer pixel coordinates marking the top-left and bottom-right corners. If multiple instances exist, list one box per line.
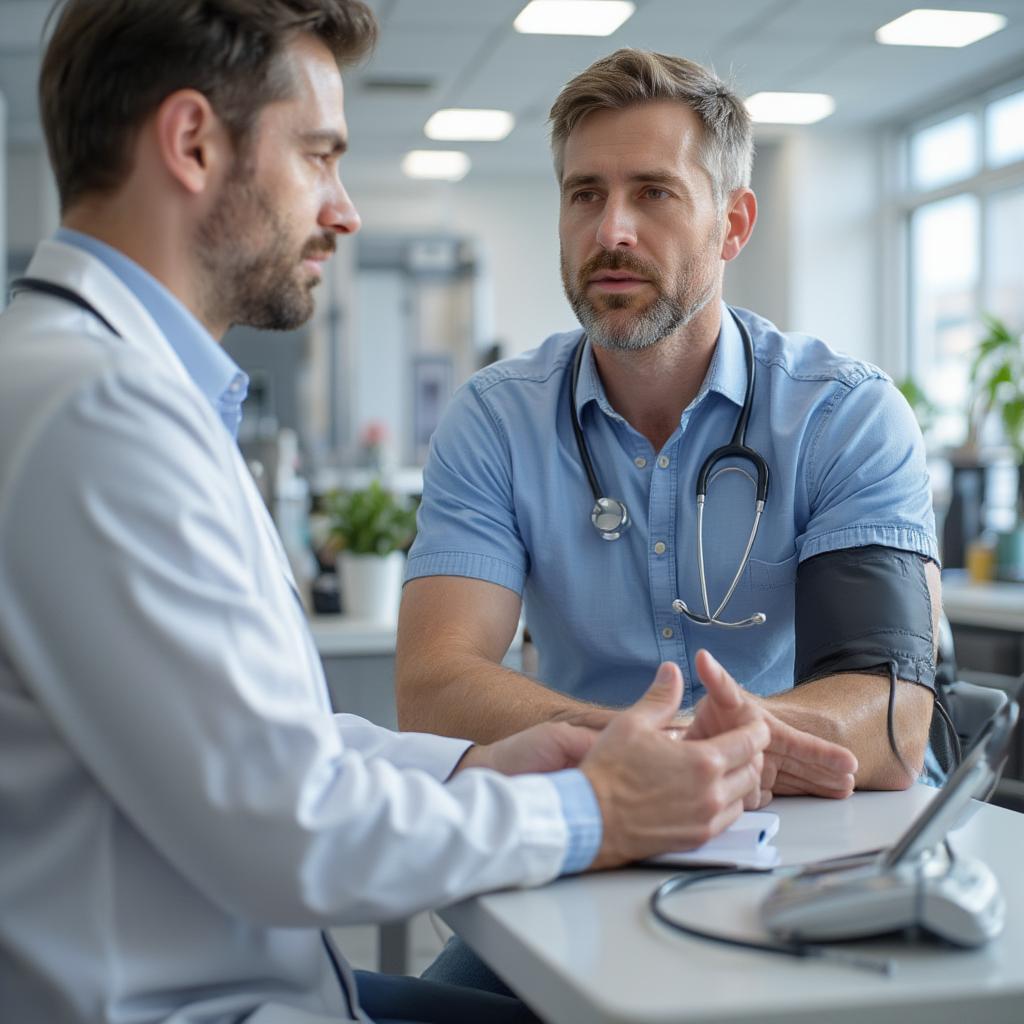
left=55, top=228, right=248, bottom=436
left=699, top=303, right=749, bottom=411
left=573, top=302, right=749, bottom=423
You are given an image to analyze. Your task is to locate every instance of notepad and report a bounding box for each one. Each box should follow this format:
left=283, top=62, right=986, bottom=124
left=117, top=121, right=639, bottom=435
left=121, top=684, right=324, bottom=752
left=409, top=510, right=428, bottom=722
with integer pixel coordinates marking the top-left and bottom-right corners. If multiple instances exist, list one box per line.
left=647, top=811, right=781, bottom=869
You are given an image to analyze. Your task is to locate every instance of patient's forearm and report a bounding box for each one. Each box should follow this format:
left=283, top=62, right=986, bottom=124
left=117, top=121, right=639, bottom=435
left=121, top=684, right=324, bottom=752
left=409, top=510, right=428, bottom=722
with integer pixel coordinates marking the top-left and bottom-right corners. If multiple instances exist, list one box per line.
left=759, top=674, right=933, bottom=790
left=396, top=650, right=615, bottom=743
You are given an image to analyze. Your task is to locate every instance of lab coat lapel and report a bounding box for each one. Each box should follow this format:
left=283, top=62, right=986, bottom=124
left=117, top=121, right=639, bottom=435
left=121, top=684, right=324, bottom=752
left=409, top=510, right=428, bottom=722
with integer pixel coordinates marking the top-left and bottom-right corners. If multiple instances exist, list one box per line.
left=27, top=240, right=313, bottom=651
left=23, top=240, right=194, bottom=387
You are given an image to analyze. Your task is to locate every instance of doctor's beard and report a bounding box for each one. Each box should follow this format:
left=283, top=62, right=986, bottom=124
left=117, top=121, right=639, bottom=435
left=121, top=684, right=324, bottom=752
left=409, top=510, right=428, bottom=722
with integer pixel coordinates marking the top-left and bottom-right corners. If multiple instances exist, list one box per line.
left=561, top=245, right=717, bottom=353
left=195, top=170, right=334, bottom=333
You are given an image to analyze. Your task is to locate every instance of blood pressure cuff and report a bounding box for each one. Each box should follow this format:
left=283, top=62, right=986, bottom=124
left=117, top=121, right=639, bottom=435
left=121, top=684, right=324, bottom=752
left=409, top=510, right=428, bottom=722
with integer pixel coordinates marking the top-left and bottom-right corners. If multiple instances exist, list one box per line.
left=794, top=545, right=936, bottom=691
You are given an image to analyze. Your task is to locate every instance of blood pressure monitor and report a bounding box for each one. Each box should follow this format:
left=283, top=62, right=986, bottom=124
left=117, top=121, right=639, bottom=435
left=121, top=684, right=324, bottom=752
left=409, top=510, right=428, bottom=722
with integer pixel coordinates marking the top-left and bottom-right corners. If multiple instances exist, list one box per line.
left=761, top=700, right=1018, bottom=947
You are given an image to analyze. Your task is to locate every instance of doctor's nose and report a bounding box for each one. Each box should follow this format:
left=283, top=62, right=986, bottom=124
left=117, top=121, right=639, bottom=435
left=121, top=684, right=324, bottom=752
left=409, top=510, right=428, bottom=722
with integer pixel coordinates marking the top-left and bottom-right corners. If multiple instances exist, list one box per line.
left=321, top=181, right=361, bottom=236
left=595, top=199, right=637, bottom=250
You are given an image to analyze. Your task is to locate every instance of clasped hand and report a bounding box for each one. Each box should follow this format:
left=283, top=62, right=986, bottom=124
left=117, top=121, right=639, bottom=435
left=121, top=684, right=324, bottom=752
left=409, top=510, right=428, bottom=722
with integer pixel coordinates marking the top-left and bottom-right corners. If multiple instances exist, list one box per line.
left=456, top=652, right=857, bottom=867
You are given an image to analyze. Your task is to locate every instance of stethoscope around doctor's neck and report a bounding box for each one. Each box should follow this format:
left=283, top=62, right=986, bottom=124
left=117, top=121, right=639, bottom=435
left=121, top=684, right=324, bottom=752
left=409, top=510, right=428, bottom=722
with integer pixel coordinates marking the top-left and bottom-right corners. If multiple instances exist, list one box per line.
left=569, top=307, right=770, bottom=629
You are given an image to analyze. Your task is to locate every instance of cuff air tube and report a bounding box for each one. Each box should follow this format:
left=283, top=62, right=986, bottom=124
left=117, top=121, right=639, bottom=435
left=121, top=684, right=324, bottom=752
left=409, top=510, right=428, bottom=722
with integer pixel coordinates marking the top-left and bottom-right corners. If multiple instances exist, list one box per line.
left=794, top=545, right=936, bottom=691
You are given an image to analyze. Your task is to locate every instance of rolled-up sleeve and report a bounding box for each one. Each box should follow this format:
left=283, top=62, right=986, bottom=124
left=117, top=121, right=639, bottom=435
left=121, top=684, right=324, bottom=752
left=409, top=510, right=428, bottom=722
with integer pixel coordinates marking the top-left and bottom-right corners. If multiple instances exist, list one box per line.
left=798, top=376, right=939, bottom=564
left=406, top=381, right=529, bottom=595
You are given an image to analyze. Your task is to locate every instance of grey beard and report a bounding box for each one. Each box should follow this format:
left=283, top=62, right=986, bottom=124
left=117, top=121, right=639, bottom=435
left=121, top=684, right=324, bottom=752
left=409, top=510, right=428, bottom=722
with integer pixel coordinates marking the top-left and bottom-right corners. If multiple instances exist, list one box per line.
left=571, top=282, right=716, bottom=352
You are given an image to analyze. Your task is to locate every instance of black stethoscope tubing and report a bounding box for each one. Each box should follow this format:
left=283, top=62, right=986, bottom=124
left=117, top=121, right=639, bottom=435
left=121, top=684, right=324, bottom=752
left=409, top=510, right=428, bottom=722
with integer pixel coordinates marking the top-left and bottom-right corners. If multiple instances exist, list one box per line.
left=569, top=306, right=770, bottom=627
left=10, top=277, right=124, bottom=338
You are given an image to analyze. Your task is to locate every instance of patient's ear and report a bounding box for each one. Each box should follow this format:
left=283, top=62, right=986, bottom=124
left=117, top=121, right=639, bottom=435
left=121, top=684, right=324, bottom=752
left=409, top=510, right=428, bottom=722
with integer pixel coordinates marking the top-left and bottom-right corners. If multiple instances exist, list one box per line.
left=721, top=189, right=757, bottom=262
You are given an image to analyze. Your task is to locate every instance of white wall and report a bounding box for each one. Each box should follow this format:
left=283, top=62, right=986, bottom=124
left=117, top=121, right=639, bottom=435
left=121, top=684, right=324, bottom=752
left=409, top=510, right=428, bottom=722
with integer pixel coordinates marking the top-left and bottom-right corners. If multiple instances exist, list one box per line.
left=0, top=92, right=6, bottom=299
left=786, top=130, right=880, bottom=366
left=726, top=130, right=882, bottom=367
left=5, top=141, right=58, bottom=257
left=724, top=139, right=791, bottom=330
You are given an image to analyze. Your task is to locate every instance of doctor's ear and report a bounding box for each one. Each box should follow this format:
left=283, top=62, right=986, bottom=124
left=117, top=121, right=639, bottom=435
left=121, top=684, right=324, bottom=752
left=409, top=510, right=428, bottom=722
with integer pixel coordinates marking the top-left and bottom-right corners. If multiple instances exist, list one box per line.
left=720, top=188, right=757, bottom=262
left=152, top=89, right=231, bottom=196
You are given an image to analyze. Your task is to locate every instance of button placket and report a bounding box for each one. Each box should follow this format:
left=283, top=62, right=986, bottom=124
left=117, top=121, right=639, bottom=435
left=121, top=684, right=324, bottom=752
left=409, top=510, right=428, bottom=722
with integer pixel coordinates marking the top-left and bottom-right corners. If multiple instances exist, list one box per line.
left=647, top=437, right=685, bottom=682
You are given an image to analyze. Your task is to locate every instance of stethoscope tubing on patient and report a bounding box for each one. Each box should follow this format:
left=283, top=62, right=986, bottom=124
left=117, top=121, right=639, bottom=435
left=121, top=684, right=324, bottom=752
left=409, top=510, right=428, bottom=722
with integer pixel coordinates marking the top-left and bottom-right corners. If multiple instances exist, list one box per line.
left=570, top=307, right=769, bottom=628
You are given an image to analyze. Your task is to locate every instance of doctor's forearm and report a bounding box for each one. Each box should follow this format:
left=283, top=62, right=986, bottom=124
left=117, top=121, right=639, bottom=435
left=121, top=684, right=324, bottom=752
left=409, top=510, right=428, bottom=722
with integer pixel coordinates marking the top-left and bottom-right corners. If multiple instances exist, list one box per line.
left=759, top=674, right=933, bottom=790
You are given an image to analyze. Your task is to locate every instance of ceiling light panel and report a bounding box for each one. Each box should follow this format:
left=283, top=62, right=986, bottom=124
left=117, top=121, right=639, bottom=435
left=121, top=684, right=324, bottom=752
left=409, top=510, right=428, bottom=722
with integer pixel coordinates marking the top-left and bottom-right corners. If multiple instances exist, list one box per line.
left=425, top=109, right=515, bottom=142
left=875, top=9, right=1007, bottom=48
left=402, top=150, right=471, bottom=181
left=746, top=92, right=836, bottom=125
left=513, top=1, right=635, bottom=37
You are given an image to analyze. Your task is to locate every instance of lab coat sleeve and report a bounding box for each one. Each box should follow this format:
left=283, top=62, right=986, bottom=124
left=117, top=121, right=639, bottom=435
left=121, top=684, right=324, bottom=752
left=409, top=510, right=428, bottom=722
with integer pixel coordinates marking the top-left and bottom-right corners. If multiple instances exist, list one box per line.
left=796, top=375, right=939, bottom=564
left=331, top=712, right=472, bottom=779
left=0, top=362, right=568, bottom=927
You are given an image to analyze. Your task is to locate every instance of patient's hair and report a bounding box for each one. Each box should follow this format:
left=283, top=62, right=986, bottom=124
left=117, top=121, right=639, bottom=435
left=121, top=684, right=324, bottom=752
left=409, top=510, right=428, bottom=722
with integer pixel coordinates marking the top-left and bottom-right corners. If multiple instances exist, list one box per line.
left=39, top=0, right=377, bottom=211
left=548, top=48, right=753, bottom=207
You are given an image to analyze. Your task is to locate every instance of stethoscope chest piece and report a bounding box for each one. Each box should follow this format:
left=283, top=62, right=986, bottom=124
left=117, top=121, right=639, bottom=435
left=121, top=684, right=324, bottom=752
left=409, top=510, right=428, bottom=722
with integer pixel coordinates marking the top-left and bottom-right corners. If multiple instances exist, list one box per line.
left=591, top=496, right=630, bottom=541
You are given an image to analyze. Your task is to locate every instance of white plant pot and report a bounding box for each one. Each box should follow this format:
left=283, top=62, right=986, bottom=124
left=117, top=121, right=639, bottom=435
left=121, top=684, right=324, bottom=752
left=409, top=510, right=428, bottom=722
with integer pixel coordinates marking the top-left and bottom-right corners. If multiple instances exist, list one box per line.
left=336, top=551, right=405, bottom=623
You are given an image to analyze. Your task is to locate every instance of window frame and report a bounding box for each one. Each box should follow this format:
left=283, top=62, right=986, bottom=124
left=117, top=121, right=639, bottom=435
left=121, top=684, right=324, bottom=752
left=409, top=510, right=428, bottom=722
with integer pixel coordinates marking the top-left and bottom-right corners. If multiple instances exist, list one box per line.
left=881, top=77, right=1024, bottom=447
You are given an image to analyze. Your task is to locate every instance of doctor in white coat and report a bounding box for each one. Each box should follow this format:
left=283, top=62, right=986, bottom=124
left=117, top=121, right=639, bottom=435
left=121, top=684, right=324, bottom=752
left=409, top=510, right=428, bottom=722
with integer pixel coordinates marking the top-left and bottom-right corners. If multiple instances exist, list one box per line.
left=0, top=3, right=779, bottom=1023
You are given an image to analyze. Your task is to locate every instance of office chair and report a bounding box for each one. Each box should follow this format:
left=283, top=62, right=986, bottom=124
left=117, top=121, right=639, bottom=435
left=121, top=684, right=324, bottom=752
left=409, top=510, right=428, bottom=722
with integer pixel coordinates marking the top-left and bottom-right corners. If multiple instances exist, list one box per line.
left=936, top=613, right=1013, bottom=753
left=934, top=613, right=1023, bottom=806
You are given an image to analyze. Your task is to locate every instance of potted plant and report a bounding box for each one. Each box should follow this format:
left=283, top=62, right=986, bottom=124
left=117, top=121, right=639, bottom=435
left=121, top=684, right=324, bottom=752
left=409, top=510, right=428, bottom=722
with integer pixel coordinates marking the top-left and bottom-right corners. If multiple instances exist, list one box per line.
left=939, top=314, right=1023, bottom=570
left=967, top=314, right=1024, bottom=457
left=323, top=480, right=418, bottom=622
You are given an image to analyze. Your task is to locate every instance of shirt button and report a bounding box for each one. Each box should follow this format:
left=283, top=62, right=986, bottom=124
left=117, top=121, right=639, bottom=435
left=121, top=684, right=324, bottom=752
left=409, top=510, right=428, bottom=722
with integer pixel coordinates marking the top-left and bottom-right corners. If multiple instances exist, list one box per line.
left=657, top=455, right=670, bottom=469
left=634, top=456, right=647, bottom=468
left=662, top=627, right=674, bottom=639
left=654, top=541, right=666, bottom=555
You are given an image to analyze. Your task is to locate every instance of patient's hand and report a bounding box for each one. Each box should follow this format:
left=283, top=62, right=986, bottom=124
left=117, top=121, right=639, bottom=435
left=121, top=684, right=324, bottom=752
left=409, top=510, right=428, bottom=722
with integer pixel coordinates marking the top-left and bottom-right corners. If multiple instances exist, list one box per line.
left=451, top=720, right=598, bottom=778
left=687, top=650, right=858, bottom=807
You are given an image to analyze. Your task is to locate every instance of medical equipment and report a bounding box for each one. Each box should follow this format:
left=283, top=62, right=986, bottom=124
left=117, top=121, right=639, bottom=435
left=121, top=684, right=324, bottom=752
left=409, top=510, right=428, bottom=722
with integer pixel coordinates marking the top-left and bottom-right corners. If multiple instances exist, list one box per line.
left=761, top=699, right=1016, bottom=947
left=794, top=546, right=936, bottom=690
left=568, top=307, right=769, bottom=627
left=650, top=699, right=1017, bottom=973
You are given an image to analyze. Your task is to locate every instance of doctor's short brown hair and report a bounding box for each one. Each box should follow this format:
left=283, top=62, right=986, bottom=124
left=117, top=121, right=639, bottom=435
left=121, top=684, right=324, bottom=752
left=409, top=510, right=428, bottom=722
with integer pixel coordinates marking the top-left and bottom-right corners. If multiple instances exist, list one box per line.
left=548, top=48, right=753, bottom=208
left=39, top=0, right=377, bottom=212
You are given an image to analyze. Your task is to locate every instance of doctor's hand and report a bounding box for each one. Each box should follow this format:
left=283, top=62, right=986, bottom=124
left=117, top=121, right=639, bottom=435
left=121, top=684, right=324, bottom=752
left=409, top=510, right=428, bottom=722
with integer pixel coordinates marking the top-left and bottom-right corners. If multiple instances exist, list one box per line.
left=688, top=650, right=858, bottom=808
left=580, top=661, right=769, bottom=870
left=451, top=720, right=599, bottom=778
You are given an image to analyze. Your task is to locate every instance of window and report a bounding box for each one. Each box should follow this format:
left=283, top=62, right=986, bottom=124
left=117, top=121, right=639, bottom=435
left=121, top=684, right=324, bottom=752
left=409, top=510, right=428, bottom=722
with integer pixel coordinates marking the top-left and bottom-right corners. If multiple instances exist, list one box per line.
left=910, top=113, right=979, bottom=190
left=902, top=82, right=1024, bottom=451
left=986, top=89, right=1024, bottom=167
left=985, top=185, right=1024, bottom=327
left=910, top=195, right=979, bottom=448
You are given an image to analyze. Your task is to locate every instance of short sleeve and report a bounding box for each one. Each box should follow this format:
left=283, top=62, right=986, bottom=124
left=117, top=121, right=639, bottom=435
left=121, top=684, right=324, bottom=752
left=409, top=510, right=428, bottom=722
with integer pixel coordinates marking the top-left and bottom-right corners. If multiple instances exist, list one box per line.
left=798, top=376, right=939, bottom=564
left=405, top=381, right=529, bottom=595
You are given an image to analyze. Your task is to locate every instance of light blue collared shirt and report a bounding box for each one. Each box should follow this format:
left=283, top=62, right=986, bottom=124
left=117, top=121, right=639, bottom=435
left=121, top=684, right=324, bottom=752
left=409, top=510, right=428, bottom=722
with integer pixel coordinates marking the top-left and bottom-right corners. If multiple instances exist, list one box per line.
left=409, top=303, right=938, bottom=722
left=55, top=228, right=248, bottom=438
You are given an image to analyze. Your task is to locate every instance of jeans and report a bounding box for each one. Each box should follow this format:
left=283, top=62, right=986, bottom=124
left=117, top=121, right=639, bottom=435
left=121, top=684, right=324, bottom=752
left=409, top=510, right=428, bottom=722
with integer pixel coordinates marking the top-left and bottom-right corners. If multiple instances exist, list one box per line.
left=355, top=967, right=539, bottom=1023
left=419, top=936, right=516, bottom=998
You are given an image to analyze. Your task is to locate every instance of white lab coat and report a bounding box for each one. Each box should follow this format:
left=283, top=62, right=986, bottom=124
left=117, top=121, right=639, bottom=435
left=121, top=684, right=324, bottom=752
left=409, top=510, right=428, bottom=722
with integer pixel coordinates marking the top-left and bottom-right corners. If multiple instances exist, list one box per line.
left=0, top=241, right=569, bottom=1023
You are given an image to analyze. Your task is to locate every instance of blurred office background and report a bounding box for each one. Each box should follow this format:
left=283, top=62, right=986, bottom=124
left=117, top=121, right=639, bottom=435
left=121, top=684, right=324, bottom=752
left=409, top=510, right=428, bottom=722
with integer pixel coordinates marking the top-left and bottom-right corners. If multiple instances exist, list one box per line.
left=3, top=0, right=1024, bottom=970
left=3, top=0, right=1022, bottom=489
left=4, top=0, right=1024, bottom=613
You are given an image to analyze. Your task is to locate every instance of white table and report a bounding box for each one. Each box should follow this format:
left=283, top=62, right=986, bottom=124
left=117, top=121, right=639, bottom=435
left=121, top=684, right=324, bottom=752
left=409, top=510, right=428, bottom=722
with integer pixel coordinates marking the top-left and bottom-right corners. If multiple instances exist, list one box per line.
left=942, top=577, right=1024, bottom=632
left=441, top=788, right=1024, bottom=1023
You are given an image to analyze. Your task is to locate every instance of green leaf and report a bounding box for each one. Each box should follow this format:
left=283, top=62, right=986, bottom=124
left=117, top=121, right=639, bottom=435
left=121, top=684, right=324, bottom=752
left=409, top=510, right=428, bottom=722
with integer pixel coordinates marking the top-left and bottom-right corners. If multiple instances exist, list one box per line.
left=324, top=480, right=418, bottom=556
